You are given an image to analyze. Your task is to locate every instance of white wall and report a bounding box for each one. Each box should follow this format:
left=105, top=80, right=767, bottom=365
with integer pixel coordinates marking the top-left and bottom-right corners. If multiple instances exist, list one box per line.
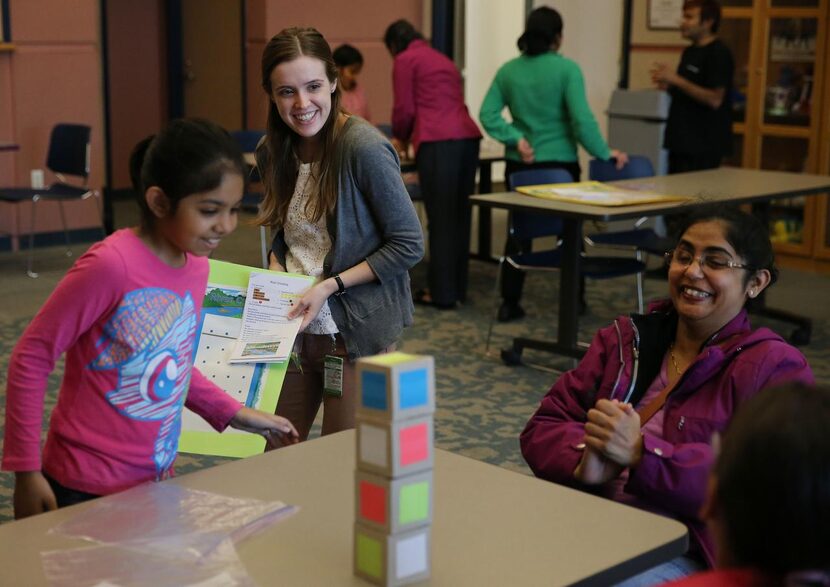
left=463, top=0, right=524, bottom=255
left=464, top=0, right=525, bottom=138
left=547, top=1, right=624, bottom=171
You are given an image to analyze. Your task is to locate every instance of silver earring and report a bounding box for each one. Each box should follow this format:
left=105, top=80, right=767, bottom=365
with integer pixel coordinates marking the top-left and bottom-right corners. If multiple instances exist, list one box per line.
left=749, top=289, right=756, bottom=298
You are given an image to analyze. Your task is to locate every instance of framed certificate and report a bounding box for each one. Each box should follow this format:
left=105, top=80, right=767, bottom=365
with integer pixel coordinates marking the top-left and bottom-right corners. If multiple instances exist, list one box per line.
left=648, top=0, right=683, bottom=30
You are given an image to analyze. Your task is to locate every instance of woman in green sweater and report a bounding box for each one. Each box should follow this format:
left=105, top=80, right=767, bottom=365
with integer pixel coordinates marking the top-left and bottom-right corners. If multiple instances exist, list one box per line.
left=479, top=6, right=627, bottom=322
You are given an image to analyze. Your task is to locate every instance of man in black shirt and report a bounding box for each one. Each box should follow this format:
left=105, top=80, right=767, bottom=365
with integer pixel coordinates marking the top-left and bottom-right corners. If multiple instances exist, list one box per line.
left=651, top=0, right=734, bottom=173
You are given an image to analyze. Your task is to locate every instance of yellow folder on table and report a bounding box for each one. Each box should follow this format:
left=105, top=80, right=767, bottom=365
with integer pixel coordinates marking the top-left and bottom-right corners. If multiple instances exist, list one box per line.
left=516, top=181, right=688, bottom=207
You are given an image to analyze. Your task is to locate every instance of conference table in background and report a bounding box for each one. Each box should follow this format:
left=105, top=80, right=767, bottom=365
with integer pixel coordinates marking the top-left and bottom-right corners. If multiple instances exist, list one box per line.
left=471, top=167, right=830, bottom=366
left=0, top=430, right=688, bottom=586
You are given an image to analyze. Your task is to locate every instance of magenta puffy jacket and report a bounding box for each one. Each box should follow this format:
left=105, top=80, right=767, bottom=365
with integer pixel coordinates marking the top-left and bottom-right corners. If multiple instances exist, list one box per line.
left=520, top=301, right=814, bottom=566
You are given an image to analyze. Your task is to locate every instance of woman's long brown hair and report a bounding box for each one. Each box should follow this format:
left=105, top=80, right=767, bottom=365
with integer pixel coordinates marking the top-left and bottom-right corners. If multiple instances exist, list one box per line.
left=257, top=27, right=343, bottom=229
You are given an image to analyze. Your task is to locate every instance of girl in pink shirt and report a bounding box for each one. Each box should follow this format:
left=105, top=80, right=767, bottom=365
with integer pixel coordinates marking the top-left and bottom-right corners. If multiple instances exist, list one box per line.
left=3, top=119, right=298, bottom=519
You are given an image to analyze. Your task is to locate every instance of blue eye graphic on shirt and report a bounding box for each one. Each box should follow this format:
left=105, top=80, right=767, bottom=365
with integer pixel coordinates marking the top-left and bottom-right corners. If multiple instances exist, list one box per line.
left=140, top=351, right=179, bottom=403
left=90, top=288, right=197, bottom=479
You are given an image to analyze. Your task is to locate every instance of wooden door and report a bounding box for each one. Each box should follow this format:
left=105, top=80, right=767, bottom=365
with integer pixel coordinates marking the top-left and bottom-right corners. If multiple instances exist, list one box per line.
left=180, top=0, right=243, bottom=130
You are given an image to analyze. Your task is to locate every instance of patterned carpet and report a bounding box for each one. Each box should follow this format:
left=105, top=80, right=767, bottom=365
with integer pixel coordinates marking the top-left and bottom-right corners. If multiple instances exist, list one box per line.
left=1, top=259, right=828, bottom=524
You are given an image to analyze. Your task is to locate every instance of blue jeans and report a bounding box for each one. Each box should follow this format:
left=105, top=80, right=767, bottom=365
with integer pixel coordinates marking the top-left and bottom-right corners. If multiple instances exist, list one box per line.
left=615, top=555, right=706, bottom=587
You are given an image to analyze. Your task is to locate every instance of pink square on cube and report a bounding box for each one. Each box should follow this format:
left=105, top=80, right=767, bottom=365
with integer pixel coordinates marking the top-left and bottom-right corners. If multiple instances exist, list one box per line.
left=399, top=422, right=428, bottom=466
left=360, top=481, right=387, bottom=524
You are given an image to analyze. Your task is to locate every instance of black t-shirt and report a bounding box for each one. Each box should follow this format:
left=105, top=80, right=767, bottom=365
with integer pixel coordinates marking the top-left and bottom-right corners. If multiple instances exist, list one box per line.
left=664, top=38, right=734, bottom=157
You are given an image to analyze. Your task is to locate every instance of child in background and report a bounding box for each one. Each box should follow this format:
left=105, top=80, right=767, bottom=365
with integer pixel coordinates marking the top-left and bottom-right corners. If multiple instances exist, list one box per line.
left=663, top=383, right=830, bottom=587
left=2, top=118, right=298, bottom=519
left=333, top=44, right=371, bottom=121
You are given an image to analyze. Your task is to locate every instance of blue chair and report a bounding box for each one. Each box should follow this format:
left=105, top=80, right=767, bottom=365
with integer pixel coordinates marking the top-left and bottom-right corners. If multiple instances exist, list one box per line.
left=585, top=156, right=674, bottom=257
left=485, top=168, right=647, bottom=355
left=230, top=129, right=268, bottom=267
left=0, top=123, right=103, bottom=277
left=230, top=129, right=265, bottom=189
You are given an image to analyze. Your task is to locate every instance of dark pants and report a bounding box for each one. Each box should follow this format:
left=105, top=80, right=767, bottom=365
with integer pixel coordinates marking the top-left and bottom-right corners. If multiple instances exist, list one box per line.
left=668, top=151, right=722, bottom=174
left=416, top=138, right=480, bottom=306
left=276, top=333, right=357, bottom=441
left=501, top=160, right=581, bottom=305
left=44, top=472, right=100, bottom=508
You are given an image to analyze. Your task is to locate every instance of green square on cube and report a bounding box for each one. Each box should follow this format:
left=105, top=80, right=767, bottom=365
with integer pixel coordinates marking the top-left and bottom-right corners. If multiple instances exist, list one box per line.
left=398, top=481, right=430, bottom=525
left=356, top=532, right=384, bottom=579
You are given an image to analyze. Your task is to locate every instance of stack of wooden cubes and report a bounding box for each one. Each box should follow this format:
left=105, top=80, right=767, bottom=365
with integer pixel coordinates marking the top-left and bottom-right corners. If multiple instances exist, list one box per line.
left=353, top=352, right=435, bottom=586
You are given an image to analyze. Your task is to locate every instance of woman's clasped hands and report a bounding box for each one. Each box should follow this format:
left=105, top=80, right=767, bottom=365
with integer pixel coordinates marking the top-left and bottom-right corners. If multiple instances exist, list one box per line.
left=574, top=399, right=644, bottom=485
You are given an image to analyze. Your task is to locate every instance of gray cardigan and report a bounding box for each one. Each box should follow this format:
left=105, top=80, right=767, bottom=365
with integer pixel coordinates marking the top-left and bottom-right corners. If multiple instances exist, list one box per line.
left=257, top=117, right=424, bottom=359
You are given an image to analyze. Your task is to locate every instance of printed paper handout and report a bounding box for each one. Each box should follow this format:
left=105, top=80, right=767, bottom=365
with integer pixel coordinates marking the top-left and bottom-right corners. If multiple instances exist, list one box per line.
left=228, top=271, right=314, bottom=364
left=516, top=181, right=688, bottom=207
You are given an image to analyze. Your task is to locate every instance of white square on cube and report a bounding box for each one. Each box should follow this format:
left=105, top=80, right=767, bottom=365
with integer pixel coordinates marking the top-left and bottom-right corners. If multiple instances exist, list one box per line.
left=395, top=532, right=427, bottom=579
left=359, top=423, right=388, bottom=468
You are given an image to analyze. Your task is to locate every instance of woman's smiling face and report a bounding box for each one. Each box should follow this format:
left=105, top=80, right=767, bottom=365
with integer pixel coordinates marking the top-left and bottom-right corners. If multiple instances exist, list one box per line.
left=270, top=55, right=336, bottom=147
left=669, top=220, right=759, bottom=335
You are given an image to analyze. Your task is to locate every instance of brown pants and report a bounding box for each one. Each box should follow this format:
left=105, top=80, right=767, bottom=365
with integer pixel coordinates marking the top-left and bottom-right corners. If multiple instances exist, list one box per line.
left=275, top=333, right=394, bottom=441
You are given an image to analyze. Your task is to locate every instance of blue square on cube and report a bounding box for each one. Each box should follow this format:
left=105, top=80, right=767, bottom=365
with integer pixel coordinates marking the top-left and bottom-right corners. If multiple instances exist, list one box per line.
left=398, top=369, right=428, bottom=410
left=361, top=371, right=388, bottom=410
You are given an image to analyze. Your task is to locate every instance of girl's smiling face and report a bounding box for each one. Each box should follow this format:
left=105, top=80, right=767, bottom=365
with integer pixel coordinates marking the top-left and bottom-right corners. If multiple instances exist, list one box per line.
left=154, top=171, right=243, bottom=263
left=270, top=55, right=336, bottom=150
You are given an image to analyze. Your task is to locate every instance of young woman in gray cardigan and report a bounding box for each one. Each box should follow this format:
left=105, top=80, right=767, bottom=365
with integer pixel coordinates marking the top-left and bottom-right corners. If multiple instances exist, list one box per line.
left=256, top=27, right=424, bottom=441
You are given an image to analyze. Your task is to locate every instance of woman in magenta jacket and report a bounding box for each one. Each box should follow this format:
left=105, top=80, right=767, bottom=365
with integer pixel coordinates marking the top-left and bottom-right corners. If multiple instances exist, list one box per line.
left=520, top=205, right=813, bottom=586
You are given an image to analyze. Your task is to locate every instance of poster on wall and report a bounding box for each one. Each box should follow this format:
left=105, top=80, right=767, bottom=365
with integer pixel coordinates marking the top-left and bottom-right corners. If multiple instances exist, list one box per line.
left=648, top=0, right=683, bottom=30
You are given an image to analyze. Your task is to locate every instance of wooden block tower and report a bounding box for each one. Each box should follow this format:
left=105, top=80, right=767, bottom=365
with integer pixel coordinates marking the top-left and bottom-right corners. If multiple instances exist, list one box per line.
left=353, top=352, right=435, bottom=586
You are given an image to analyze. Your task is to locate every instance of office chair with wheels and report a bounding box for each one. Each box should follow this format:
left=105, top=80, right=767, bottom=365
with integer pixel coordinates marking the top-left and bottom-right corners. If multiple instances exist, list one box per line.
left=485, top=168, right=647, bottom=358
left=0, top=123, right=103, bottom=278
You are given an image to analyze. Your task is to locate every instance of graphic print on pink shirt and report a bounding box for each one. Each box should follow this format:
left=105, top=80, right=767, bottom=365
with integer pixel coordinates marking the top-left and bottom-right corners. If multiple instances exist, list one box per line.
left=89, top=288, right=197, bottom=478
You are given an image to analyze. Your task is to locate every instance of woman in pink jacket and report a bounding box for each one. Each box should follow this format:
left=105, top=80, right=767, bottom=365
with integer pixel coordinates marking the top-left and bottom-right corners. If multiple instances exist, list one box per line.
left=520, top=205, right=813, bottom=586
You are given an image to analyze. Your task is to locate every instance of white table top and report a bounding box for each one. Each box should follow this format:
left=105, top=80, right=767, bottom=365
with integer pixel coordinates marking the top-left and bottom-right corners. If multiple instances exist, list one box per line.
left=0, top=431, right=688, bottom=586
left=471, top=167, right=830, bottom=221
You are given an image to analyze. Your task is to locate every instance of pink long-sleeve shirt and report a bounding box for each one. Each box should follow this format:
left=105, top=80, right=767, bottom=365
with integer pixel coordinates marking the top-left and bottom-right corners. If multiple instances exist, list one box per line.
left=391, top=39, right=481, bottom=154
left=2, top=229, right=242, bottom=495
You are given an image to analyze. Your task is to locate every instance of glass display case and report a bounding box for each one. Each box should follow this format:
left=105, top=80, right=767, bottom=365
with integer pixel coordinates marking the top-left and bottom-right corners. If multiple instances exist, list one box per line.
left=720, top=0, right=828, bottom=260
left=771, top=0, right=820, bottom=6
left=720, top=18, right=753, bottom=124
left=764, top=18, right=816, bottom=127
left=762, top=137, right=812, bottom=247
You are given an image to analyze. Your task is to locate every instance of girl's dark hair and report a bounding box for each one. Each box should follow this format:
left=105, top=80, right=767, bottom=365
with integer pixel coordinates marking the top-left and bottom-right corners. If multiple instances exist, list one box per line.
left=383, top=19, right=423, bottom=56
left=333, top=44, right=363, bottom=68
left=128, top=118, right=245, bottom=231
left=258, top=27, right=342, bottom=228
left=674, top=204, right=779, bottom=287
left=715, top=383, right=830, bottom=574
left=517, top=7, right=563, bottom=56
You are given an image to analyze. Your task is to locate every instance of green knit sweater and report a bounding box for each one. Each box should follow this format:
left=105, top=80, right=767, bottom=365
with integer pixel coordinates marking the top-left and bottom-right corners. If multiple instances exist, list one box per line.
left=479, top=51, right=611, bottom=164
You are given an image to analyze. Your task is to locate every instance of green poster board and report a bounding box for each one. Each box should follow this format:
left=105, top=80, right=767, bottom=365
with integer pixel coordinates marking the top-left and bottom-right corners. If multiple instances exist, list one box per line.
left=178, top=259, right=311, bottom=458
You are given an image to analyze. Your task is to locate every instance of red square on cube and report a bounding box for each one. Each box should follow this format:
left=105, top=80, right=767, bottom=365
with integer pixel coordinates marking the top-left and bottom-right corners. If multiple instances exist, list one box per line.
left=359, top=480, right=387, bottom=524
left=399, top=422, right=428, bottom=466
